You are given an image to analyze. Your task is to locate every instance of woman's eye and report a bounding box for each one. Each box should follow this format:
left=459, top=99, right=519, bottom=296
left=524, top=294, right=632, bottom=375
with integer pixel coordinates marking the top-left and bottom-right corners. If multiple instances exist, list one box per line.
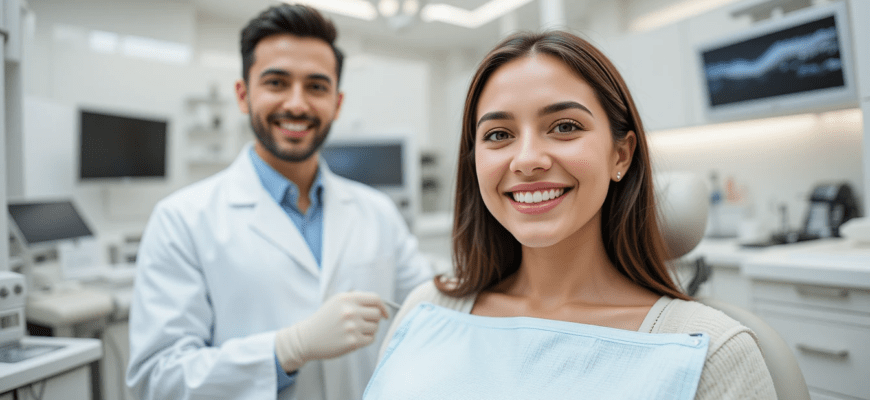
left=554, top=122, right=580, bottom=133
left=484, top=130, right=511, bottom=142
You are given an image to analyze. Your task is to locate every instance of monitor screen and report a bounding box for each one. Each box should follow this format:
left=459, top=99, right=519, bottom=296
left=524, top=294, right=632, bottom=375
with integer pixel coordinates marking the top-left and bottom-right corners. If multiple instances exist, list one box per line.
left=320, top=142, right=404, bottom=187
left=697, top=2, right=856, bottom=121
left=7, top=201, right=94, bottom=246
left=79, top=109, right=168, bottom=179
left=701, top=15, right=844, bottom=107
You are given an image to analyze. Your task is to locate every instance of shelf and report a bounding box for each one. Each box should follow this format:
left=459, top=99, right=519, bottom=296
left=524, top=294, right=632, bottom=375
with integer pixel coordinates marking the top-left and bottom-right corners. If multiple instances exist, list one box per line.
left=187, top=157, right=233, bottom=166
left=185, top=96, right=229, bottom=107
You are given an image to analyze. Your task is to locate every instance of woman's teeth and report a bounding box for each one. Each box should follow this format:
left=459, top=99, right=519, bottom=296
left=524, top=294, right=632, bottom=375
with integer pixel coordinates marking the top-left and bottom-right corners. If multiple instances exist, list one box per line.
left=281, top=122, right=309, bottom=131
left=512, top=188, right=565, bottom=204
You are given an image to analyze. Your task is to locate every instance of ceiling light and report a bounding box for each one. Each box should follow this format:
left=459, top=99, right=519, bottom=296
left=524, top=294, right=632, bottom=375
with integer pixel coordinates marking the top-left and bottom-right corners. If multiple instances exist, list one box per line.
left=379, top=0, right=400, bottom=17
left=421, top=0, right=534, bottom=29
left=402, top=0, right=420, bottom=16
left=630, top=0, right=739, bottom=32
left=288, top=0, right=378, bottom=21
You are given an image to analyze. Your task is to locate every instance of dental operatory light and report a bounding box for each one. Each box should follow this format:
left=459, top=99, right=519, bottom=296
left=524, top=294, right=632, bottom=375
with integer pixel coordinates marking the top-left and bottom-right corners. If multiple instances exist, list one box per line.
left=287, top=0, right=534, bottom=29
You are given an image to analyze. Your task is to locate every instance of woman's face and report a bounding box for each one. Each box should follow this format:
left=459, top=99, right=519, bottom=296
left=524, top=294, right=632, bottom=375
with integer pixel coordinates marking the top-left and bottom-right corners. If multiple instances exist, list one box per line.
left=474, top=54, right=631, bottom=248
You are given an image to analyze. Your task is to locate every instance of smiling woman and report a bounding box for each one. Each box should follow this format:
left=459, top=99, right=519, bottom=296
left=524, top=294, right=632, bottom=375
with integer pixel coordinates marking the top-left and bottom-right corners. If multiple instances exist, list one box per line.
left=364, top=31, right=777, bottom=400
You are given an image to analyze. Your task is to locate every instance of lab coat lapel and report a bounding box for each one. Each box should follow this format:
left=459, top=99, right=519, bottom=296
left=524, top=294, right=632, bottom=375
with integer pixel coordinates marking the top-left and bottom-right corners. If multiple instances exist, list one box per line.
left=319, top=163, right=357, bottom=298
left=225, top=145, right=320, bottom=278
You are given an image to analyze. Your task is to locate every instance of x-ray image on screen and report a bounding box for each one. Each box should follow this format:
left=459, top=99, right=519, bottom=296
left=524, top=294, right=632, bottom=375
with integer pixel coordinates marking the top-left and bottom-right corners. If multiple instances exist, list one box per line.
left=702, top=15, right=844, bottom=107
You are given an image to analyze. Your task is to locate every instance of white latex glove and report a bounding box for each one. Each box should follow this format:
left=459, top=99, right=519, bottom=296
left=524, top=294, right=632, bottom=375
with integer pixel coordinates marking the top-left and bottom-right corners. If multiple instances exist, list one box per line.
left=275, top=291, right=389, bottom=373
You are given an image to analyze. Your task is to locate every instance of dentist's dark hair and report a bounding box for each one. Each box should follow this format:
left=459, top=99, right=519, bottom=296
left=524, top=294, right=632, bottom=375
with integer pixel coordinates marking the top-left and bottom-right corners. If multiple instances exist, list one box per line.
left=438, top=30, right=689, bottom=301
left=240, top=3, right=344, bottom=85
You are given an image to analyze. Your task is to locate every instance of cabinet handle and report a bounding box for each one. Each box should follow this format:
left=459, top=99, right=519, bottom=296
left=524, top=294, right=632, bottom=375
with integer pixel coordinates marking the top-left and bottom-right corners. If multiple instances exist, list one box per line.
left=795, top=285, right=849, bottom=299
left=796, top=343, right=849, bottom=359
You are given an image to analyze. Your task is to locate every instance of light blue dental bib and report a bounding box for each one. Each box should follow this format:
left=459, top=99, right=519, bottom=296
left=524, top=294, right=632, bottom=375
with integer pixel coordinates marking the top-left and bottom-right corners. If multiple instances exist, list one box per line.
left=364, top=303, right=709, bottom=400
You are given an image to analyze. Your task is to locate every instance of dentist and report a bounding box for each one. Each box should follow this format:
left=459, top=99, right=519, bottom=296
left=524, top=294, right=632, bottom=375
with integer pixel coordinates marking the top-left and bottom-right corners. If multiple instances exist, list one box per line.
left=126, top=4, right=433, bottom=399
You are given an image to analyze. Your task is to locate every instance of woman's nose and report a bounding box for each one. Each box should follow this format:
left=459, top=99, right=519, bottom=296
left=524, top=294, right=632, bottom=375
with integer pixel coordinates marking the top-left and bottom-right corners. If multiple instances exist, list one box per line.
left=509, top=132, right=552, bottom=176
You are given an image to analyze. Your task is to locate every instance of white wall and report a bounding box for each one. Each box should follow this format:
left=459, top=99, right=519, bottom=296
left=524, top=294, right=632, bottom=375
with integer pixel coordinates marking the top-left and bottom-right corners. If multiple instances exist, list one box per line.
left=18, top=0, right=869, bottom=243
left=649, top=109, right=864, bottom=230
left=22, top=0, right=443, bottom=247
left=596, top=0, right=866, bottom=230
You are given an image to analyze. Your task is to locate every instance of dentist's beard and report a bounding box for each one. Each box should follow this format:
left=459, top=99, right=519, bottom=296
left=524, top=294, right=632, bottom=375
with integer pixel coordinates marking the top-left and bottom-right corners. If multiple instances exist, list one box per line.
left=249, top=109, right=333, bottom=163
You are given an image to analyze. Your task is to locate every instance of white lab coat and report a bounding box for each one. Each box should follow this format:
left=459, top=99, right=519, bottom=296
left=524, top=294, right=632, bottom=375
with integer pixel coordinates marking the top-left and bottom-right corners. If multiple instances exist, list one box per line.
left=126, top=145, right=433, bottom=400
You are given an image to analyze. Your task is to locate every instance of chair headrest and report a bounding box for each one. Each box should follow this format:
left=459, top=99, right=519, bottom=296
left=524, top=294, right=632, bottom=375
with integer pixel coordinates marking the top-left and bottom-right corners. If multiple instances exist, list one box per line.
left=654, top=171, right=709, bottom=260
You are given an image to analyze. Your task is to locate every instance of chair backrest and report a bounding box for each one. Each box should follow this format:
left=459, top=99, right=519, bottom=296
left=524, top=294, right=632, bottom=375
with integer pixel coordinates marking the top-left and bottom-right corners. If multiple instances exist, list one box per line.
left=653, top=171, right=709, bottom=260
left=654, top=171, right=811, bottom=400
left=698, top=297, right=811, bottom=400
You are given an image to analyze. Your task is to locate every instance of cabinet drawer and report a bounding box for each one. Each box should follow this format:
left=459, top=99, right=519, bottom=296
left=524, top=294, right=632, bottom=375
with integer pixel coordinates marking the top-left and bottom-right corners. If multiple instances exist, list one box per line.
left=758, top=310, right=870, bottom=399
left=752, top=280, right=870, bottom=314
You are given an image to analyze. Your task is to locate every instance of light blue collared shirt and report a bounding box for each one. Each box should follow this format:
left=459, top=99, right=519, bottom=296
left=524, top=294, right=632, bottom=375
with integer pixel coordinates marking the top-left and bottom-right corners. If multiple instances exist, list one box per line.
left=249, top=147, right=325, bottom=393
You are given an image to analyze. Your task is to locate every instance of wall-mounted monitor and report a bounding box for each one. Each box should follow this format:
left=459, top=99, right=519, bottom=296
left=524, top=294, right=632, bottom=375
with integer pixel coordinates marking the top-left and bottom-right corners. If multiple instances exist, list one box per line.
left=320, top=140, right=405, bottom=189
left=320, top=137, right=419, bottom=227
left=79, top=109, right=168, bottom=180
left=697, top=1, right=857, bottom=122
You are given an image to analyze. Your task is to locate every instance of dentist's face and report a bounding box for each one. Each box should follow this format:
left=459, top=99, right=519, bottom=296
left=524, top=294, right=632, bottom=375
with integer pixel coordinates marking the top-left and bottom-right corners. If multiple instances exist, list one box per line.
left=474, top=54, right=625, bottom=248
left=236, top=34, right=343, bottom=163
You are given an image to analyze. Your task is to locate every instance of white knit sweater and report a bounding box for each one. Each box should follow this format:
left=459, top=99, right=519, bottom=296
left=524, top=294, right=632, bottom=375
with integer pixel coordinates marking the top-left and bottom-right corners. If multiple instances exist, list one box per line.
left=380, top=281, right=777, bottom=400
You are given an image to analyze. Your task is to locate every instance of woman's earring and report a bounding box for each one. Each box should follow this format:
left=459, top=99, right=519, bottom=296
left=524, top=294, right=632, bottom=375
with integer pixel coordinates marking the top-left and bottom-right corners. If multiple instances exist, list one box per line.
left=616, top=172, right=621, bottom=181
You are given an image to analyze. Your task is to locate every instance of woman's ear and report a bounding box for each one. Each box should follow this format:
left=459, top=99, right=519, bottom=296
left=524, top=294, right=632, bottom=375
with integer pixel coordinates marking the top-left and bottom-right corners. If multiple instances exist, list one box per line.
left=613, top=131, right=636, bottom=181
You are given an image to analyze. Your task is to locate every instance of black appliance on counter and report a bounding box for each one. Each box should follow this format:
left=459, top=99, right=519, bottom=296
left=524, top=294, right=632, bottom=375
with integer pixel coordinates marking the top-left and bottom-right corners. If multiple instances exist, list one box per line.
left=769, top=182, right=861, bottom=245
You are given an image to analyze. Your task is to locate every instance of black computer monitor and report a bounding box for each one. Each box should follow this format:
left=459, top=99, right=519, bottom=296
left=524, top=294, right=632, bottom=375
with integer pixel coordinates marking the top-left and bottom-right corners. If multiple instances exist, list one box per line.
left=79, top=109, right=168, bottom=180
left=7, top=200, right=94, bottom=249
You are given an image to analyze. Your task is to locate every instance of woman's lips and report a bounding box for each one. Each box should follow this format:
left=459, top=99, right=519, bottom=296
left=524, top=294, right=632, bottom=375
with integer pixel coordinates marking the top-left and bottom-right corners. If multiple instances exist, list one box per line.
left=507, top=188, right=569, bottom=215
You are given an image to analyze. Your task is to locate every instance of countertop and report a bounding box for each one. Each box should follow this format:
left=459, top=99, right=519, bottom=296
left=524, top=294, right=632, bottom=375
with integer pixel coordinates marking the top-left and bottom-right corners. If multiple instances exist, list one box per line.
left=0, top=336, right=102, bottom=392
left=741, top=238, right=870, bottom=289
left=681, top=238, right=767, bottom=267
left=683, top=237, right=870, bottom=290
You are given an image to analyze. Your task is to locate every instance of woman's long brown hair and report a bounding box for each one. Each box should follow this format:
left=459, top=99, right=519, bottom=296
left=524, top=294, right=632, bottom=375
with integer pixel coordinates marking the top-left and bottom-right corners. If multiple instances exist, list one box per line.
left=436, top=31, right=690, bottom=301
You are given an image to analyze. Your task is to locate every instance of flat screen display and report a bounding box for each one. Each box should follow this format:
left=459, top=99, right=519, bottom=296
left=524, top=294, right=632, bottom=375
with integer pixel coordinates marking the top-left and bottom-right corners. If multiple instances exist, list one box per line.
left=320, top=143, right=403, bottom=187
left=701, top=15, right=844, bottom=108
left=7, top=201, right=94, bottom=246
left=79, top=109, right=168, bottom=179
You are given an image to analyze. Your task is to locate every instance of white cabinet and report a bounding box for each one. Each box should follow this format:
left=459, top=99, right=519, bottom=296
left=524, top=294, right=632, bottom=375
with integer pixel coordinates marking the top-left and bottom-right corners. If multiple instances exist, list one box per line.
left=0, top=337, right=102, bottom=400
left=622, top=23, right=694, bottom=131
left=2, top=365, right=92, bottom=400
left=752, top=281, right=870, bottom=400
left=743, top=240, right=870, bottom=400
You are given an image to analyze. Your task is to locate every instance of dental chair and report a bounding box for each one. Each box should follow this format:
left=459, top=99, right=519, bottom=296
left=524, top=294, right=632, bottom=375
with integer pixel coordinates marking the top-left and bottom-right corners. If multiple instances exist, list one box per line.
left=654, top=171, right=811, bottom=400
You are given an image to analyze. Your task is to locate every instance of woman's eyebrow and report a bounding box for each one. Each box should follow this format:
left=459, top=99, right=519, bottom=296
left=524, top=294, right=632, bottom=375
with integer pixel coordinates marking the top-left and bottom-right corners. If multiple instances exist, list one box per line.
left=539, top=101, right=593, bottom=117
left=477, top=111, right=514, bottom=128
